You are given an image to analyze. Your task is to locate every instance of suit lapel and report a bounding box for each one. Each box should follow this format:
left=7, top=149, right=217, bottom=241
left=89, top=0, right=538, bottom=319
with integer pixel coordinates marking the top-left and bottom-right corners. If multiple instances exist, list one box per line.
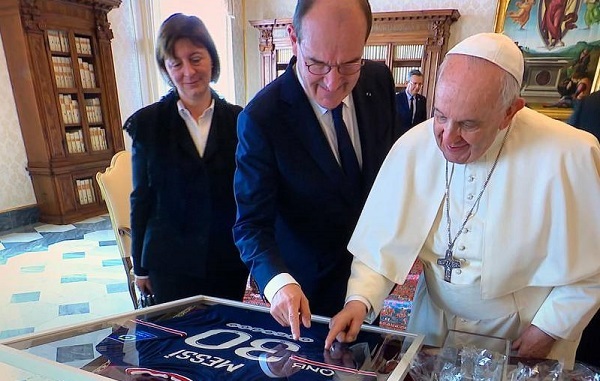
left=417, top=95, right=425, bottom=113
left=400, top=92, right=409, bottom=112
left=203, top=106, right=219, bottom=160
left=171, top=108, right=201, bottom=161
left=352, top=74, right=382, bottom=196
left=204, top=94, right=235, bottom=161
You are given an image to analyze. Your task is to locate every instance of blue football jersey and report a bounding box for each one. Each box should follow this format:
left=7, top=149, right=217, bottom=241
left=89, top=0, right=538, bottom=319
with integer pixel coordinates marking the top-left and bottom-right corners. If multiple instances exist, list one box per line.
left=95, top=304, right=387, bottom=380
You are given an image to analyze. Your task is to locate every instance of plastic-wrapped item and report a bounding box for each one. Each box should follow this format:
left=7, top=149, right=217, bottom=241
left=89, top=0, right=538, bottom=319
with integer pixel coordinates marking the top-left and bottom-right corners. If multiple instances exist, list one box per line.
left=409, top=330, right=509, bottom=381
left=460, top=346, right=506, bottom=381
left=508, top=360, right=600, bottom=381
left=568, top=363, right=600, bottom=381
left=508, top=360, right=562, bottom=381
left=408, top=348, right=438, bottom=381
left=409, top=346, right=506, bottom=381
left=411, top=353, right=600, bottom=381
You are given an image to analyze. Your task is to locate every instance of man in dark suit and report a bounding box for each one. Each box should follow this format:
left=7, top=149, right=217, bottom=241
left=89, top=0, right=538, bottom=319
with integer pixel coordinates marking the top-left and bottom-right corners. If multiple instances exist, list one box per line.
left=568, top=90, right=600, bottom=141
left=234, top=0, right=396, bottom=340
left=395, top=69, right=427, bottom=137
left=568, top=90, right=600, bottom=368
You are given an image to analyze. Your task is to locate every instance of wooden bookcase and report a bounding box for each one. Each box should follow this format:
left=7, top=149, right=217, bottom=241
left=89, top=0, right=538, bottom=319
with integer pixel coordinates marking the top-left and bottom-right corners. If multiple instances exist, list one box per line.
left=250, top=9, right=460, bottom=116
left=0, top=0, right=124, bottom=224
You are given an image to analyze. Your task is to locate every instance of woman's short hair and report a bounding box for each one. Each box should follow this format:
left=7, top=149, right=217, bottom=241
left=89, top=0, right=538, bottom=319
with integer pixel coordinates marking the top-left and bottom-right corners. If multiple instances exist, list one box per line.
left=155, top=13, right=220, bottom=85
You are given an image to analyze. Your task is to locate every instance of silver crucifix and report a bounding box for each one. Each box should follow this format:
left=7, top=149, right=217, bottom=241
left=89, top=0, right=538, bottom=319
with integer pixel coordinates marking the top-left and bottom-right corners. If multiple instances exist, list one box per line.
left=437, top=248, right=461, bottom=282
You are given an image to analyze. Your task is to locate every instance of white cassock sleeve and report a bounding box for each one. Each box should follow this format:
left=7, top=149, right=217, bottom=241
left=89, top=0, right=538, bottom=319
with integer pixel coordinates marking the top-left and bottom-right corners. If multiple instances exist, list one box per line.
left=346, top=257, right=396, bottom=323
left=533, top=271, right=600, bottom=340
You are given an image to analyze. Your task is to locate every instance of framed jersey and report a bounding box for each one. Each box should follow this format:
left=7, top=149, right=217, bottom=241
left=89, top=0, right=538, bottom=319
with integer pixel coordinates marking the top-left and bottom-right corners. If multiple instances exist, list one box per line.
left=0, top=296, right=424, bottom=381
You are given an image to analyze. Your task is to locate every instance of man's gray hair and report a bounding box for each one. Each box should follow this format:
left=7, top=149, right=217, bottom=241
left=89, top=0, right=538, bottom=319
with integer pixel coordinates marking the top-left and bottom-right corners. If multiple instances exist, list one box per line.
left=407, top=69, right=423, bottom=80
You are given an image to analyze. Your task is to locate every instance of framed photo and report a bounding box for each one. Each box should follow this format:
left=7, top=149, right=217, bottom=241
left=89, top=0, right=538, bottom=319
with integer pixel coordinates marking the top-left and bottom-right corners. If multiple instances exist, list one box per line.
left=495, top=0, right=600, bottom=112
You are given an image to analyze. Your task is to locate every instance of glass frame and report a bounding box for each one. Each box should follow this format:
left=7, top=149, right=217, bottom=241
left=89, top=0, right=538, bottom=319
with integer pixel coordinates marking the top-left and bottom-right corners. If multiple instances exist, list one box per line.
left=0, top=295, right=424, bottom=381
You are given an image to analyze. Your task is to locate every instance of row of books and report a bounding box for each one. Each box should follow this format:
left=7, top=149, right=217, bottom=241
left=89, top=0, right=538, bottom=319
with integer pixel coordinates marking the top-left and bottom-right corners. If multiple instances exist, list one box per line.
left=362, top=44, right=425, bottom=61
left=52, top=57, right=75, bottom=88
left=47, top=30, right=69, bottom=53
left=75, top=36, right=92, bottom=55
left=393, top=44, right=425, bottom=60
left=274, top=43, right=423, bottom=67
left=392, top=66, right=421, bottom=85
left=363, top=45, right=389, bottom=60
left=75, top=178, right=96, bottom=205
left=66, top=128, right=108, bottom=153
left=89, top=127, right=108, bottom=151
left=66, top=129, right=85, bottom=154
left=48, top=30, right=93, bottom=56
left=59, top=95, right=103, bottom=125
left=59, top=94, right=80, bottom=124
left=85, top=98, right=103, bottom=124
left=276, top=48, right=293, bottom=64
left=77, top=58, right=97, bottom=88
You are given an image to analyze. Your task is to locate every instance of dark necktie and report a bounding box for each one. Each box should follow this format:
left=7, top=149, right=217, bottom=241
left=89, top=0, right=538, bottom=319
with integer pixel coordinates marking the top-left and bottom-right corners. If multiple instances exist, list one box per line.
left=409, top=96, right=415, bottom=124
left=331, top=104, right=361, bottom=192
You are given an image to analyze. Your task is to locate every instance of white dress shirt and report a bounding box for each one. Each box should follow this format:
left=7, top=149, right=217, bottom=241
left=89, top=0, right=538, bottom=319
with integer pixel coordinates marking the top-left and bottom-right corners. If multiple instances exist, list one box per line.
left=177, top=99, right=215, bottom=157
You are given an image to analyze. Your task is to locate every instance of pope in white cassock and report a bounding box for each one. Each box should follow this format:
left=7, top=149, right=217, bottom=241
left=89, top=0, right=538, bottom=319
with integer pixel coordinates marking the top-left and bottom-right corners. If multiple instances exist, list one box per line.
left=325, top=33, right=600, bottom=367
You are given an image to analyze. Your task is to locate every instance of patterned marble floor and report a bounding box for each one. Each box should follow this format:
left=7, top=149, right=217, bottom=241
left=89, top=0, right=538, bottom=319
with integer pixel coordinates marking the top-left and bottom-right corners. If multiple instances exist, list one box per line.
left=0, top=214, right=135, bottom=379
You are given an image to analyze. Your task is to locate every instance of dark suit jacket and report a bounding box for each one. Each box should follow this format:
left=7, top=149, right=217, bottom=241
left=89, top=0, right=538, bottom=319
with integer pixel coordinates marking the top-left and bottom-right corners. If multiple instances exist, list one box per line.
left=234, top=58, right=397, bottom=316
left=568, top=90, right=600, bottom=142
left=395, top=91, right=427, bottom=138
left=127, top=89, right=248, bottom=298
left=570, top=90, right=600, bottom=367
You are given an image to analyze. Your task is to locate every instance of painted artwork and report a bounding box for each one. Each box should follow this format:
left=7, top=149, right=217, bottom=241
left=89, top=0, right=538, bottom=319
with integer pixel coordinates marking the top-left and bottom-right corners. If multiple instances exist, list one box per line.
left=498, top=0, right=600, bottom=106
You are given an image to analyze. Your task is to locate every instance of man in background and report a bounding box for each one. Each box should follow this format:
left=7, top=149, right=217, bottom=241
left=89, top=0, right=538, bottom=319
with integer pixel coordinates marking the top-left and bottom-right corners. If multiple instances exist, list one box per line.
left=568, top=89, right=600, bottom=140
left=234, top=0, right=396, bottom=340
left=395, top=69, right=427, bottom=137
left=568, top=89, right=600, bottom=368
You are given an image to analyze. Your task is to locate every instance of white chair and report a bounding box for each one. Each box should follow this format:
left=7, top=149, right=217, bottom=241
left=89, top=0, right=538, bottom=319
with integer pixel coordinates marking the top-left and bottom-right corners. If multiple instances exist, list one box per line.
left=96, top=150, right=138, bottom=309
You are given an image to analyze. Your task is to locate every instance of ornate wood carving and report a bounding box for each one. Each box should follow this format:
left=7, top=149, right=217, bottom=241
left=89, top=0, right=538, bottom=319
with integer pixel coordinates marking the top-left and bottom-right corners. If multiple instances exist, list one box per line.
left=94, top=7, right=113, bottom=40
left=20, top=0, right=43, bottom=33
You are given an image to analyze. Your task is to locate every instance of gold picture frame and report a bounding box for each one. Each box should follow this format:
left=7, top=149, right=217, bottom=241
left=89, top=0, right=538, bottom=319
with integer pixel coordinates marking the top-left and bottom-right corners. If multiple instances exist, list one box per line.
left=494, top=0, right=511, bottom=33
left=494, top=0, right=600, bottom=119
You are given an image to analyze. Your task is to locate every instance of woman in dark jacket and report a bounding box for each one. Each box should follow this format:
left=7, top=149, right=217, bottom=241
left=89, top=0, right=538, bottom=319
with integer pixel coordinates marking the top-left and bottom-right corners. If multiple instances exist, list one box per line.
left=126, top=13, right=248, bottom=304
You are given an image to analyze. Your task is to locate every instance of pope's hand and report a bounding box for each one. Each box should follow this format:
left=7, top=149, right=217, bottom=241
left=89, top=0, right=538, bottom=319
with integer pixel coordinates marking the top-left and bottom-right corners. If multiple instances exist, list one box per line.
left=325, top=301, right=368, bottom=349
left=511, top=324, right=555, bottom=359
left=270, top=284, right=311, bottom=340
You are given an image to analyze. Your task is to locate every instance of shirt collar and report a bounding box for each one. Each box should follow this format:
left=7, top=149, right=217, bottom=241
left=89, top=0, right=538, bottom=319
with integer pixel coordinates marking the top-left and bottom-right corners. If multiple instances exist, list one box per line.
left=177, top=98, right=215, bottom=121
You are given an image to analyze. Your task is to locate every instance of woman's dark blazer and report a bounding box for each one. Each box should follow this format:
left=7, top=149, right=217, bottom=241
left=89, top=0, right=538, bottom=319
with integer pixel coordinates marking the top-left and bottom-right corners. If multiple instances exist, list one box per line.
left=126, top=90, right=247, bottom=289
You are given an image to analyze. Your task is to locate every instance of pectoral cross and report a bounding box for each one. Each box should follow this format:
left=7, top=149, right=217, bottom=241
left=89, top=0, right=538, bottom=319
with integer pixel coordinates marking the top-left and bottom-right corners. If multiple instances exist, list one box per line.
left=437, top=249, right=461, bottom=282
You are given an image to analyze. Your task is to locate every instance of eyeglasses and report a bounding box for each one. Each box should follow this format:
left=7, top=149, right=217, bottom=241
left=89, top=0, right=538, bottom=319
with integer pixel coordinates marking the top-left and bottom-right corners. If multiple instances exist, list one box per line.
left=305, top=60, right=365, bottom=75
left=299, top=45, right=364, bottom=76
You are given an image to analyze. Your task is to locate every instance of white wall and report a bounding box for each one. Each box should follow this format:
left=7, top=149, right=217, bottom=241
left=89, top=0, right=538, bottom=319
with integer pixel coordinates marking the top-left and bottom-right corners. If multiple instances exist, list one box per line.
left=0, top=0, right=499, bottom=214
left=109, top=0, right=144, bottom=143
left=0, top=34, right=36, bottom=212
